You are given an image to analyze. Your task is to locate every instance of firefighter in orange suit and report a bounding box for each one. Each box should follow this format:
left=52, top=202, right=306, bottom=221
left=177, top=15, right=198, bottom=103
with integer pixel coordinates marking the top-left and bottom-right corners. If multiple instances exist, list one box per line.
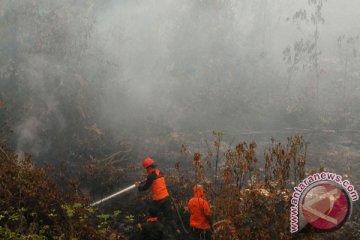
left=188, top=184, right=212, bottom=240
left=136, top=157, right=180, bottom=238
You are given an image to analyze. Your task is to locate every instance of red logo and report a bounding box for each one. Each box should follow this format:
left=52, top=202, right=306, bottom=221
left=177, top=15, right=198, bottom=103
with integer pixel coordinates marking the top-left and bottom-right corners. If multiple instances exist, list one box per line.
left=301, top=183, right=350, bottom=231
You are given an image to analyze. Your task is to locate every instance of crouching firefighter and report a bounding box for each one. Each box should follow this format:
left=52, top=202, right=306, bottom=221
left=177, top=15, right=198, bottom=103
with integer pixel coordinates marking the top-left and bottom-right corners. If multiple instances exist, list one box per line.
left=188, top=185, right=212, bottom=240
left=136, top=157, right=180, bottom=238
left=139, top=206, right=166, bottom=240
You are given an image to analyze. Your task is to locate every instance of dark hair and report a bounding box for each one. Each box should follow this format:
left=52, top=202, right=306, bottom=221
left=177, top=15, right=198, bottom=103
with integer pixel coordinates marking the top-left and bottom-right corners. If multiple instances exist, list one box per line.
left=148, top=206, right=158, bottom=217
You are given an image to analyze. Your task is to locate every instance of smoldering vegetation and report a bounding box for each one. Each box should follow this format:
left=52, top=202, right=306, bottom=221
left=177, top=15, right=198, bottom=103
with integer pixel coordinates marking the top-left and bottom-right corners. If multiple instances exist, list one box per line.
left=1, top=0, right=360, bottom=239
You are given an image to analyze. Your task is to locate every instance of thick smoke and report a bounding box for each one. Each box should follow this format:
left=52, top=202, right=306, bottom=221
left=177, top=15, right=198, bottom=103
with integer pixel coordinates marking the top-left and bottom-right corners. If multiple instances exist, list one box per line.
left=0, top=0, right=359, bottom=161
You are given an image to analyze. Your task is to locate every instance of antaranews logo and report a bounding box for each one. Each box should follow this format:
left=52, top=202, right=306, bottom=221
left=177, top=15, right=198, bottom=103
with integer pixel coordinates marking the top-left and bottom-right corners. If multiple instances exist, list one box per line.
left=290, top=172, right=359, bottom=233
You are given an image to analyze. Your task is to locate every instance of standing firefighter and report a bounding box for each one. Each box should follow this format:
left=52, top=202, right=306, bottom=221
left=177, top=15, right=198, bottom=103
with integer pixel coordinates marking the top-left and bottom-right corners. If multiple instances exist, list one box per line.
left=136, top=157, right=179, bottom=238
left=188, top=185, right=212, bottom=240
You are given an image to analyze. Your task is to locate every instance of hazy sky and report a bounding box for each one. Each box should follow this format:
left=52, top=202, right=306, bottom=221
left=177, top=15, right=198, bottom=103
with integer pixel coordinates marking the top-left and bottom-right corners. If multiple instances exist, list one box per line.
left=1, top=0, right=359, bottom=158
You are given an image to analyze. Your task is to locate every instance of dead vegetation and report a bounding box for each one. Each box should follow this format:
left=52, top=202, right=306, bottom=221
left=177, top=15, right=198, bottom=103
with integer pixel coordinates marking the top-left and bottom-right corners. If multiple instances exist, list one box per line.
left=165, top=134, right=321, bottom=239
left=0, top=144, right=126, bottom=240
left=1, top=132, right=359, bottom=239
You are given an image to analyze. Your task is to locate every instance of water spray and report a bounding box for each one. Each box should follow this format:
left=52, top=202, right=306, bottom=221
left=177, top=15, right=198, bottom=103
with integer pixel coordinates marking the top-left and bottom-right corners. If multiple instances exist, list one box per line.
left=89, top=184, right=137, bottom=207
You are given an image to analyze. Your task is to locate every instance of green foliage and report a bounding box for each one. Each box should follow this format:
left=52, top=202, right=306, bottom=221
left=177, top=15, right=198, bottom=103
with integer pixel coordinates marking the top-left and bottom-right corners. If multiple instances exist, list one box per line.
left=96, top=210, right=124, bottom=229
left=113, top=210, right=121, bottom=217
left=0, top=144, right=126, bottom=240
left=124, top=214, right=135, bottom=223
left=0, top=226, right=47, bottom=240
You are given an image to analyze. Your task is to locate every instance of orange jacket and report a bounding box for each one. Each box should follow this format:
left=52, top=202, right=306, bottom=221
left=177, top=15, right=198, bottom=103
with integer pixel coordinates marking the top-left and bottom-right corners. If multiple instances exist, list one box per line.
left=138, top=168, right=169, bottom=201
left=188, top=185, right=212, bottom=230
left=148, top=168, right=169, bottom=201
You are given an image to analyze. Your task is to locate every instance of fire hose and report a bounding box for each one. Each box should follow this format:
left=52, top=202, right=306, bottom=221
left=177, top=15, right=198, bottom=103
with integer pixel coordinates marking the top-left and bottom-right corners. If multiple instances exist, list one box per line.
left=88, top=184, right=137, bottom=207
left=170, top=196, right=189, bottom=234
left=88, top=183, right=189, bottom=234
left=89, top=186, right=236, bottom=237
